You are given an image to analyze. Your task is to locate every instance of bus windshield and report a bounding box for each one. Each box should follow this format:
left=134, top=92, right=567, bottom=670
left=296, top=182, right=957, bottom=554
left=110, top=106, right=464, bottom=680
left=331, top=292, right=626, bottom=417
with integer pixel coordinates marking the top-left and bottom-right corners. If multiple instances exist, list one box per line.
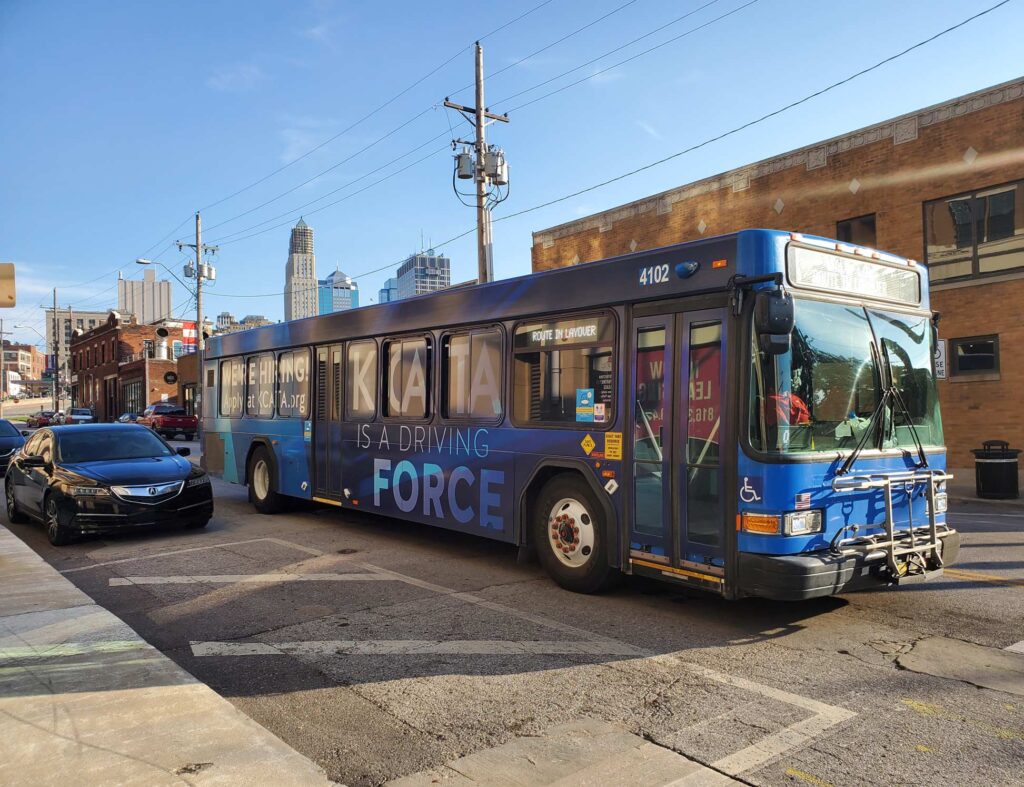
left=748, top=298, right=942, bottom=455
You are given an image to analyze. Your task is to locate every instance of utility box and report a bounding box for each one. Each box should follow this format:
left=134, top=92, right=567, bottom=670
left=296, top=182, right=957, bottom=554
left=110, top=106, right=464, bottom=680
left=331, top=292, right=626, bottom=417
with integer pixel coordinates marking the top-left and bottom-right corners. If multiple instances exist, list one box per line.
left=972, top=440, right=1021, bottom=499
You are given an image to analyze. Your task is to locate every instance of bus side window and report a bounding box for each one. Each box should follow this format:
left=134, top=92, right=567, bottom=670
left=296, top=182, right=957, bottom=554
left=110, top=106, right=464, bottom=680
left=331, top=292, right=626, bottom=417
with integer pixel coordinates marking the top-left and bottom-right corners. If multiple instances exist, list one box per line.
left=346, top=341, right=378, bottom=420
left=442, top=328, right=503, bottom=420
left=277, top=349, right=310, bottom=418
left=219, top=358, right=244, bottom=417
left=383, top=337, right=431, bottom=419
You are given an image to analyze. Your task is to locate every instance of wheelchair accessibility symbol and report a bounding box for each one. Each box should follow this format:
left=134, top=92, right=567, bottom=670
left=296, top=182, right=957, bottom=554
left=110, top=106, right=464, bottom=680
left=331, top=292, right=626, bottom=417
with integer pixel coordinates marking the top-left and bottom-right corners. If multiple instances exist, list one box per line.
left=739, top=476, right=762, bottom=503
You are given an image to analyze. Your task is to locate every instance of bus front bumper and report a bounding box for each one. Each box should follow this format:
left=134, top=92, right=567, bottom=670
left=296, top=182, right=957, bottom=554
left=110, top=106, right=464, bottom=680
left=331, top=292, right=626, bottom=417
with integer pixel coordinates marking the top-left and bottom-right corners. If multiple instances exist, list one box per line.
left=738, top=530, right=961, bottom=601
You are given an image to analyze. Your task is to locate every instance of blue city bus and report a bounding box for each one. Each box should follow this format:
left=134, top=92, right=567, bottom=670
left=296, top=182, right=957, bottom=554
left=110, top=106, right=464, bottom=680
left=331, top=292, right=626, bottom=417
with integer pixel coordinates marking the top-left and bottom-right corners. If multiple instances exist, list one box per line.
left=202, top=229, right=958, bottom=600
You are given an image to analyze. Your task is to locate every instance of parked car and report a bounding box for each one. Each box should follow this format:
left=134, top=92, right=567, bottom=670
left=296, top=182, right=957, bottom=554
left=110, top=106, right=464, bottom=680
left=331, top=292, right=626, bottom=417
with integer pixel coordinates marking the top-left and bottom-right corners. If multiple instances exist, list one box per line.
left=64, top=408, right=95, bottom=425
left=0, top=419, right=28, bottom=475
left=4, top=424, right=213, bottom=545
left=26, top=410, right=56, bottom=428
left=117, top=413, right=140, bottom=423
left=137, top=404, right=198, bottom=440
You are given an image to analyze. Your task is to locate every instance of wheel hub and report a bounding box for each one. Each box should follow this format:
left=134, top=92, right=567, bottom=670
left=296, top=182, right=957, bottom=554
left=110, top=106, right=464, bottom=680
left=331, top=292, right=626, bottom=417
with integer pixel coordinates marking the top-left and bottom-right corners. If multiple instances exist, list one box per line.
left=547, top=498, right=595, bottom=568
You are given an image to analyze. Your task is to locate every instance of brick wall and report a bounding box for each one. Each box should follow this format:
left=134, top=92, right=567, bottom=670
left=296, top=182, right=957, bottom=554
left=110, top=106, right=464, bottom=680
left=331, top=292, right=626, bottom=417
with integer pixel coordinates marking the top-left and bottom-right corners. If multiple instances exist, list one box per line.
left=531, top=81, right=1024, bottom=468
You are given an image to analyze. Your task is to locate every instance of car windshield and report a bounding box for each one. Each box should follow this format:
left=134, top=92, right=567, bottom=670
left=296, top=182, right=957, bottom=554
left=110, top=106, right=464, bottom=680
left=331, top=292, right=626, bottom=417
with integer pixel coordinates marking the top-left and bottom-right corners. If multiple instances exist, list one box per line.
left=40, top=411, right=54, bottom=417
left=0, top=421, right=20, bottom=437
left=159, top=408, right=187, bottom=416
left=748, top=298, right=942, bottom=455
left=71, top=409, right=91, bottom=416
left=58, top=428, right=174, bottom=463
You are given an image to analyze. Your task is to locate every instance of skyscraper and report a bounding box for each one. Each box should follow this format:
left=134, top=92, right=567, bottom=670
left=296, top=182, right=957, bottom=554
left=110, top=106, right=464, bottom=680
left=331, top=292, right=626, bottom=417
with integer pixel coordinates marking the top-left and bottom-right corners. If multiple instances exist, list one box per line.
left=378, top=277, right=399, bottom=303
left=118, top=268, right=172, bottom=324
left=396, top=250, right=450, bottom=299
left=284, top=218, right=318, bottom=321
left=317, top=269, right=359, bottom=314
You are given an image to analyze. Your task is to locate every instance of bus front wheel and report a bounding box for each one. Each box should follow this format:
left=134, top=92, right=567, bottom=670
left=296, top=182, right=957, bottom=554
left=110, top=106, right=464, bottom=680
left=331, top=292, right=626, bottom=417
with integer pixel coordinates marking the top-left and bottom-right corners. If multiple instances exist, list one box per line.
left=248, top=447, right=283, bottom=514
left=533, top=475, right=615, bottom=594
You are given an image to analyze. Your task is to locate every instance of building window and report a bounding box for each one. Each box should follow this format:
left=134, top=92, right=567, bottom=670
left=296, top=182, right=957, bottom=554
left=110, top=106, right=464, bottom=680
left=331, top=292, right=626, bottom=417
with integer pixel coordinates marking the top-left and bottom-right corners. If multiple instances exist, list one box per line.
left=836, top=214, right=876, bottom=247
left=442, top=328, right=503, bottom=421
left=924, top=181, right=1024, bottom=282
left=512, top=313, right=615, bottom=427
left=346, top=341, right=377, bottom=420
left=950, top=335, right=999, bottom=377
left=382, top=337, right=430, bottom=418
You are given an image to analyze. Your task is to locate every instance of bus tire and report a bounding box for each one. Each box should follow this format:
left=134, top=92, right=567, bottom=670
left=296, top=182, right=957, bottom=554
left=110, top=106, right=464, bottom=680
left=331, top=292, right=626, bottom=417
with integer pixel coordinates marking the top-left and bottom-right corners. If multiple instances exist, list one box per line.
left=248, top=447, right=283, bottom=515
left=533, top=474, right=616, bottom=594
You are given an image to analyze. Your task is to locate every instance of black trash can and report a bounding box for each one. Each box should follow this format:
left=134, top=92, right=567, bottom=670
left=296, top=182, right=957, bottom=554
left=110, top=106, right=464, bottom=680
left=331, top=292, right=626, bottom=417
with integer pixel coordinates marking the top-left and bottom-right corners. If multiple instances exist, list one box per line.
left=972, top=440, right=1022, bottom=500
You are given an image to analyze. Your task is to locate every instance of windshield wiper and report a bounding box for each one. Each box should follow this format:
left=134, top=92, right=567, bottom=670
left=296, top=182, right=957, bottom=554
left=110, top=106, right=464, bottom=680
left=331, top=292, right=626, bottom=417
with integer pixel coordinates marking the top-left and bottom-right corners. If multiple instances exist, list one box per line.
left=836, top=388, right=890, bottom=476
left=889, top=386, right=928, bottom=469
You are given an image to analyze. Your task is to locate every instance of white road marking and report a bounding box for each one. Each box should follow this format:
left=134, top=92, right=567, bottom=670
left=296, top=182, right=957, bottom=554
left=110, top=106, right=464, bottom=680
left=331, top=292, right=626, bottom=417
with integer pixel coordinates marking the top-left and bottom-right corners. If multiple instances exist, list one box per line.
left=191, top=639, right=646, bottom=657
left=679, top=662, right=856, bottom=776
left=947, top=511, right=1024, bottom=518
left=110, top=572, right=393, bottom=586
left=1005, top=640, right=1024, bottom=654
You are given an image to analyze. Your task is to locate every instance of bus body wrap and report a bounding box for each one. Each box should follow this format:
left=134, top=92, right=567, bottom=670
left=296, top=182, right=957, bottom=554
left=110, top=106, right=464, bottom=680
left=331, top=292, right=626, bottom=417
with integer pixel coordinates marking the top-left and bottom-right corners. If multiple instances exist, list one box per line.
left=203, top=229, right=958, bottom=600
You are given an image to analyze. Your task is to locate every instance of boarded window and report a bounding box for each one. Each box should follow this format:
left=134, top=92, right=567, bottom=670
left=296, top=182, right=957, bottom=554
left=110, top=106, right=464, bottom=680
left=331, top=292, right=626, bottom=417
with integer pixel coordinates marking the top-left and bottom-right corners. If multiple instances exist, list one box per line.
left=443, top=328, right=503, bottom=420
left=383, top=337, right=430, bottom=418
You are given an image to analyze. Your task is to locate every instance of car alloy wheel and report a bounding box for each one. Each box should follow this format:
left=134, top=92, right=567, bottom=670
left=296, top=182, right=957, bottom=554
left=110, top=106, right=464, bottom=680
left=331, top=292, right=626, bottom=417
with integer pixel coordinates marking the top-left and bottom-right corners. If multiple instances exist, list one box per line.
left=45, top=497, right=70, bottom=545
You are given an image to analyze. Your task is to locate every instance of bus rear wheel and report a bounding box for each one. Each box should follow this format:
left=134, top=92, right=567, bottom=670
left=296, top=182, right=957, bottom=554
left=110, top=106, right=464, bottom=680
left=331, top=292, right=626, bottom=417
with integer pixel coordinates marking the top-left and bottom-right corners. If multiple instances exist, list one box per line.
left=533, top=475, right=615, bottom=594
left=248, top=447, right=283, bottom=514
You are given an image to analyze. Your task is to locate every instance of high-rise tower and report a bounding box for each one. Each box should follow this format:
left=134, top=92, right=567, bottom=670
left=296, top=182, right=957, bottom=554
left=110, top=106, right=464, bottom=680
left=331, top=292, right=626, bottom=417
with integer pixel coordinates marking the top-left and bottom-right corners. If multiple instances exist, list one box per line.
left=284, top=218, right=317, bottom=321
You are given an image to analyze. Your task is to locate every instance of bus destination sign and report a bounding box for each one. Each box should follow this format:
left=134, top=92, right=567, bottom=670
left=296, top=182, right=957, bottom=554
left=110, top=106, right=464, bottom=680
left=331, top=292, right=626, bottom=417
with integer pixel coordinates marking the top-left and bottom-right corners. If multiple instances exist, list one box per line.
left=787, top=245, right=921, bottom=305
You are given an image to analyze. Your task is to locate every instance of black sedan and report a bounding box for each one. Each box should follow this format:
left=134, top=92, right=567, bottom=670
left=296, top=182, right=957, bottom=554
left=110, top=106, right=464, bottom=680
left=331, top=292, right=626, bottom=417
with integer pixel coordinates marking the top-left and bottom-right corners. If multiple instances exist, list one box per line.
left=4, top=424, right=213, bottom=545
left=0, top=419, right=28, bottom=474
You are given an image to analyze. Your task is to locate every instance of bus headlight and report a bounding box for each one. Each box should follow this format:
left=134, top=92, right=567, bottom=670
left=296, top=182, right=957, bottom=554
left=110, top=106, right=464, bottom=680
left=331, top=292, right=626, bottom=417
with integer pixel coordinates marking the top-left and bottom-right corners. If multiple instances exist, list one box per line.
left=783, top=510, right=822, bottom=535
left=930, top=493, right=948, bottom=514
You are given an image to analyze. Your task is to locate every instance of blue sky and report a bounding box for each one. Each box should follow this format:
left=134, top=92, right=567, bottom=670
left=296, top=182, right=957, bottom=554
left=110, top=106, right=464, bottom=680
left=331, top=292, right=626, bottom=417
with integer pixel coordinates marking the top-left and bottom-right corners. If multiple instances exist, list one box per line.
left=1, top=0, right=1021, bottom=345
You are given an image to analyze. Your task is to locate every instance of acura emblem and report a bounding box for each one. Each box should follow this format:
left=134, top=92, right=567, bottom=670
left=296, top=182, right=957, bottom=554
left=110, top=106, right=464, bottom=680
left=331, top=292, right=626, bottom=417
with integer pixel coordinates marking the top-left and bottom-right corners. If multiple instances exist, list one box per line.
left=148, top=487, right=157, bottom=496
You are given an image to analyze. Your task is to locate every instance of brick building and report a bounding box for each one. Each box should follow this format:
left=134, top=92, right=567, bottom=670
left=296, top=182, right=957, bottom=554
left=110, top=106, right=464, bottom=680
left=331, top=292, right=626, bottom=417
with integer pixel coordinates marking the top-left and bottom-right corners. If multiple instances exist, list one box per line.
left=71, top=313, right=188, bottom=420
left=532, top=78, right=1024, bottom=470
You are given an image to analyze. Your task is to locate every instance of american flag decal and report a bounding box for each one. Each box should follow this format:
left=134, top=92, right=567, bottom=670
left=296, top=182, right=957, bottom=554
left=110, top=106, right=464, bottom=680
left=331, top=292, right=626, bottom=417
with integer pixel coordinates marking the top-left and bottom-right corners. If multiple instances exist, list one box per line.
left=795, top=493, right=811, bottom=510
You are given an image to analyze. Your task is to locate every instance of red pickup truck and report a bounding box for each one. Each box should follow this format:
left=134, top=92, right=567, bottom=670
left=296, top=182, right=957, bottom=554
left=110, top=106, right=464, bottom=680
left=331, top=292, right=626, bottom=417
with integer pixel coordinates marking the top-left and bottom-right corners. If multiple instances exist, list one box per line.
left=137, top=404, right=198, bottom=441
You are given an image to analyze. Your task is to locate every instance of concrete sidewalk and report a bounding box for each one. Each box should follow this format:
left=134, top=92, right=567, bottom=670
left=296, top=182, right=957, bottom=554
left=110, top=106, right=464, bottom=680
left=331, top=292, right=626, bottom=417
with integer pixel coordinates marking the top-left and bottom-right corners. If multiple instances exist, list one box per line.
left=0, top=524, right=332, bottom=786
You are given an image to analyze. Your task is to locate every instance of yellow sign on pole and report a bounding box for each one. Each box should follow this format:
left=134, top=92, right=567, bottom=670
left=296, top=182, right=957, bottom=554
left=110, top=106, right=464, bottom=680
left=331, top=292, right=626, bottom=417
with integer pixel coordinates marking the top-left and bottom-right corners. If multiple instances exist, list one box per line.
left=0, top=264, right=15, bottom=308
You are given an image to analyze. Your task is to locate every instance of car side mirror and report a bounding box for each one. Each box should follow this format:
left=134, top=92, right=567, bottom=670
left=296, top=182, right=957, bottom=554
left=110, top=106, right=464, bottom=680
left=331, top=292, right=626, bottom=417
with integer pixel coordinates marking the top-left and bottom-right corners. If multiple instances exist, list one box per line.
left=177, top=447, right=191, bottom=457
left=23, top=455, right=46, bottom=468
left=754, top=289, right=795, bottom=356
left=21, top=430, right=29, bottom=437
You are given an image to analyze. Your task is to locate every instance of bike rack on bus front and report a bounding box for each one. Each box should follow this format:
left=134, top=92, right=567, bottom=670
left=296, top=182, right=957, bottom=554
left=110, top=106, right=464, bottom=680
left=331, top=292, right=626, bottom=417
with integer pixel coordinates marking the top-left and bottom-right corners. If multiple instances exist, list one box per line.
left=830, top=469, right=954, bottom=583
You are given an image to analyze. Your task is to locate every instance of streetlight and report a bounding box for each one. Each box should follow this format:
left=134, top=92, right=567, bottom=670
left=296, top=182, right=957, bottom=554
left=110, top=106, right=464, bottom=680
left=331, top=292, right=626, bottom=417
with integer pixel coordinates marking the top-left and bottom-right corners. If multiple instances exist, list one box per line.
left=136, top=258, right=194, bottom=293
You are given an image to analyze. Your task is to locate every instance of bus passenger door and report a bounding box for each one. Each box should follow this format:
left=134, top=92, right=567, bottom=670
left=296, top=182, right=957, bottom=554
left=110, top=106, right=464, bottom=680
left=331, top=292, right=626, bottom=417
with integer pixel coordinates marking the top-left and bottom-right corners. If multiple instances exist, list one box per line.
left=630, top=310, right=726, bottom=578
left=314, top=344, right=344, bottom=500
left=630, top=316, right=675, bottom=563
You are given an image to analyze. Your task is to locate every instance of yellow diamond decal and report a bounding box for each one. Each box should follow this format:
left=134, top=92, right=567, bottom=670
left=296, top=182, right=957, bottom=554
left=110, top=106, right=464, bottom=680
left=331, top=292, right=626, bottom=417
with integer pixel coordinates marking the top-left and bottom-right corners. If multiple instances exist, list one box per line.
left=580, top=434, right=596, bottom=455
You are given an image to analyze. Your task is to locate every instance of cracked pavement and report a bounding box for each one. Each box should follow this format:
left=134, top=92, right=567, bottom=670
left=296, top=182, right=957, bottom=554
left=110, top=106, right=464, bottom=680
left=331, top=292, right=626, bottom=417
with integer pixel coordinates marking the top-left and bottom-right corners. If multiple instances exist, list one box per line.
left=9, top=480, right=1024, bottom=786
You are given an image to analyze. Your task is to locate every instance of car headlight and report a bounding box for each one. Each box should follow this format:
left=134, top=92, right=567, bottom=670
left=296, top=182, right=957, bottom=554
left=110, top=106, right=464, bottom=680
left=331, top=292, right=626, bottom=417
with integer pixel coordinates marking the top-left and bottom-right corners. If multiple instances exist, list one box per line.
left=71, top=486, right=110, bottom=497
left=186, top=475, right=211, bottom=488
left=783, top=510, right=823, bottom=535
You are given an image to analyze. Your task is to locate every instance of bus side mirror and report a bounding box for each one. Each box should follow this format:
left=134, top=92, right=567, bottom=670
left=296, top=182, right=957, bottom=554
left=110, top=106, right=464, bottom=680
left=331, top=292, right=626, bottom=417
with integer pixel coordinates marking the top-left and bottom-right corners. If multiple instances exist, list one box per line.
left=754, top=289, right=794, bottom=355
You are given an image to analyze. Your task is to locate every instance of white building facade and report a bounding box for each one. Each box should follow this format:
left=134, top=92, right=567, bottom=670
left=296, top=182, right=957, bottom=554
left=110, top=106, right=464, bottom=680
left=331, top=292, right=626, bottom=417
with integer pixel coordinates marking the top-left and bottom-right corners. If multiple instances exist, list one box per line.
left=118, top=268, right=172, bottom=324
left=284, top=218, right=318, bottom=321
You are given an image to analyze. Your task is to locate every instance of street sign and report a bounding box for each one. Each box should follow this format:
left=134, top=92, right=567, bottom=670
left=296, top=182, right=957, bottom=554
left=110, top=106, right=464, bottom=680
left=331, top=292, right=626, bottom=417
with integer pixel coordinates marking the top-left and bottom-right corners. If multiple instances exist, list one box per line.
left=934, top=339, right=947, bottom=379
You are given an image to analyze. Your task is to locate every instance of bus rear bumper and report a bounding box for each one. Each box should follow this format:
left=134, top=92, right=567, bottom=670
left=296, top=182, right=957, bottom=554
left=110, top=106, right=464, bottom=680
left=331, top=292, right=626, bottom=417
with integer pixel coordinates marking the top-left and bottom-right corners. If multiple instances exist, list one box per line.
left=738, top=530, right=961, bottom=601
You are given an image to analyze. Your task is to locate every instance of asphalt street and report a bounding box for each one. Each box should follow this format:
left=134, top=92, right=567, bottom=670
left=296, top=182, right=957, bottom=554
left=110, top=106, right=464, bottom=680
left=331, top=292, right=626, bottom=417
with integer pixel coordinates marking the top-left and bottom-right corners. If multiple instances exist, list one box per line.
left=5, top=456, right=1024, bottom=787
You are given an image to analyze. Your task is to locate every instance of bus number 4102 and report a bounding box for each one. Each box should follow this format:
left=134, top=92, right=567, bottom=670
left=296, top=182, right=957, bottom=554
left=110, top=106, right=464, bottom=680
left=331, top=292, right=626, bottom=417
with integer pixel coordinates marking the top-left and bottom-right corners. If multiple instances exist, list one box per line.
left=639, top=264, right=669, bottom=286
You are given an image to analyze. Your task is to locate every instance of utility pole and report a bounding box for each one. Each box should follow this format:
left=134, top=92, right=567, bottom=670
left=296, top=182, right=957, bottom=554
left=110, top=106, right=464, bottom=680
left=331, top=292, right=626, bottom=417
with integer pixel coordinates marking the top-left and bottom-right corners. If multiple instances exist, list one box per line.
left=0, top=318, right=6, bottom=420
left=177, top=211, right=218, bottom=426
left=52, top=288, right=59, bottom=412
left=444, top=42, right=510, bottom=285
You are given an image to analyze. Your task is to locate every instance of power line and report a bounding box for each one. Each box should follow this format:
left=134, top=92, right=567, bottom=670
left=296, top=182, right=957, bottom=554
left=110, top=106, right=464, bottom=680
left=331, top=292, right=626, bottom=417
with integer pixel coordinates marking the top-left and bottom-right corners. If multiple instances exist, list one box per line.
left=197, top=0, right=560, bottom=215
left=202, top=0, right=1010, bottom=300
left=504, top=0, right=757, bottom=113
left=492, top=0, right=1012, bottom=222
